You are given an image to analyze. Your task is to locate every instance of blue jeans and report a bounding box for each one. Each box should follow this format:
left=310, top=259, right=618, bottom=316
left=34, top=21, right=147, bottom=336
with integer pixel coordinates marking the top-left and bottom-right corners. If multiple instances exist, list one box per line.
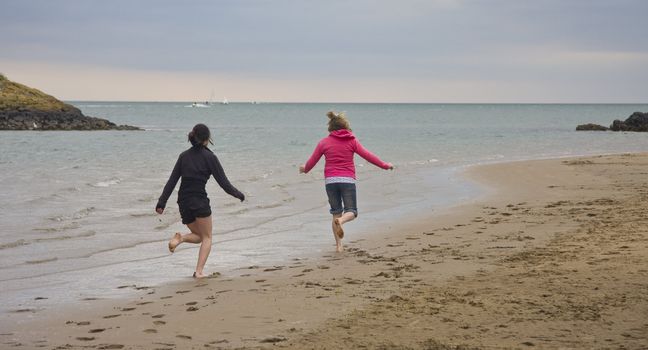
left=325, top=183, right=358, bottom=217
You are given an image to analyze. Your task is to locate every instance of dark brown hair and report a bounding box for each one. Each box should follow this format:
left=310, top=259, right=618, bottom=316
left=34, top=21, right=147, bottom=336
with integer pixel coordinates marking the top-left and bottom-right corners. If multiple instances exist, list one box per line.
left=188, top=123, right=212, bottom=147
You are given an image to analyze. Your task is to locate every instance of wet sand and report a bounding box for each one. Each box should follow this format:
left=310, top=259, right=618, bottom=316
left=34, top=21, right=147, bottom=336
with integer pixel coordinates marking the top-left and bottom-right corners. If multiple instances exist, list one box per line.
left=2, top=153, right=648, bottom=349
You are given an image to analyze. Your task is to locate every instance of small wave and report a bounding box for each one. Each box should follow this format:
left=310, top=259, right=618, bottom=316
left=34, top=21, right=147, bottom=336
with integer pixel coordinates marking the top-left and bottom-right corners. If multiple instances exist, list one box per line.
left=137, top=195, right=158, bottom=202
left=48, top=207, right=96, bottom=222
left=130, top=212, right=157, bottom=218
left=485, top=154, right=505, bottom=160
left=25, top=257, right=58, bottom=265
left=288, top=140, right=307, bottom=146
left=34, top=231, right=96, bottom=242
left=256, top=203, right=282, bottom=210
left=409, top=159, right=440, bottom=165
left=75, top=104, right=126, bottom=108
left=228, top=197, right=295, bottom=215
left=241, top=172, right=273, bottom=183
left=33, top=222, right=81, bottom=232
left=91, top=179, right=121, bottom=188
left=0, top=239, right=30, bottom=250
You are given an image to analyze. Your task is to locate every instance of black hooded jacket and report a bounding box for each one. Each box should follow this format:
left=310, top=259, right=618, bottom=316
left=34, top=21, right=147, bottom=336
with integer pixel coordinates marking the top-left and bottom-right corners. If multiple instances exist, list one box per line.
left=157, top=145, right=244, bottom=209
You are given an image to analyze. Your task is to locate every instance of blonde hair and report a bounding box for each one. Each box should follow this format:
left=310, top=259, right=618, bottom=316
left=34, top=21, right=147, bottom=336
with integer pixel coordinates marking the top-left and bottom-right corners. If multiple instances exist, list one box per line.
left=327, top=111, right=351, bottom=132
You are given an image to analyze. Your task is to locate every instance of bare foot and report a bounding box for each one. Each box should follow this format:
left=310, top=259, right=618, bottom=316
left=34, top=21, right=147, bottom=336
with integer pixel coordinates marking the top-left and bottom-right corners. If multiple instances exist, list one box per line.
left=336, top=242, right=344, bottom=253
left=193, top=272, right=207, bottom=279
left=168, top=233, right=182, bottom=253
left=333, top=218, right=344, bottom=239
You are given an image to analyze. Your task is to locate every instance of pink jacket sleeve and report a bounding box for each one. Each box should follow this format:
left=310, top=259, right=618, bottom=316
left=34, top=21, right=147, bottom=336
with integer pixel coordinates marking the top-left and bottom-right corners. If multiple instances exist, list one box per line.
left=303, top=141, right=324, bottom=173
left=354, top=139, right=391, bottom=169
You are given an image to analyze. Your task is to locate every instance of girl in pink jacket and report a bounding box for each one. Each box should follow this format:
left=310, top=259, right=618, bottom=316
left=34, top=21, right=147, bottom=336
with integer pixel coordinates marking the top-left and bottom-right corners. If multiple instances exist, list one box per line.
left=300, top=111, right=393, bottom=252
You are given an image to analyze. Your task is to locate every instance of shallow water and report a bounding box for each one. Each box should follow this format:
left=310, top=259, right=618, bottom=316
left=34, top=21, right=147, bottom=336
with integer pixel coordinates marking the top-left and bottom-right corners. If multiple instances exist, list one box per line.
left=1, top=102, right=647, bottom=320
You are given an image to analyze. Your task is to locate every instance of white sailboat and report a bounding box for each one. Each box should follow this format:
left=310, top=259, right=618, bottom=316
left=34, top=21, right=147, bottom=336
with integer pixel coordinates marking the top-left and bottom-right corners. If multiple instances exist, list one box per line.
left=188, top=102, right=210, bottom=108
left=221, top=97, right=229, bottom=105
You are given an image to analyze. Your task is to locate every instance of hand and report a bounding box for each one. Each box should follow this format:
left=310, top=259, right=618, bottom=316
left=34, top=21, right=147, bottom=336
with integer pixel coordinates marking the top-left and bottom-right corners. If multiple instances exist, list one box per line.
left=156, top=207, right=164, bottom=214
left=239, top=193, right=246, bottom=202
left=387, top=163, right=394, bottom=170
left=299, top=165, right=306, bottom=174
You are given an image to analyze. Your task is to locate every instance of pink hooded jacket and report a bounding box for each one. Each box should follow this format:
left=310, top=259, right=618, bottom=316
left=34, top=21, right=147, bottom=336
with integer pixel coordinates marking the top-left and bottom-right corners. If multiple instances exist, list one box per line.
left=303, top=129, right=391, bottom=179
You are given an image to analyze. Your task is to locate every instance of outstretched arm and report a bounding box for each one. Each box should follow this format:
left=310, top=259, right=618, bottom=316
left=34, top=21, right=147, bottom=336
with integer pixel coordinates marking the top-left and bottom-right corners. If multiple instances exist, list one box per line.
left=209, top=154, right=245, bottom=201
left=302, top=141, right=324, bottom=174
left=156, top=156, right=182, bottom=212
left=354, top=139, right=393, bottom=170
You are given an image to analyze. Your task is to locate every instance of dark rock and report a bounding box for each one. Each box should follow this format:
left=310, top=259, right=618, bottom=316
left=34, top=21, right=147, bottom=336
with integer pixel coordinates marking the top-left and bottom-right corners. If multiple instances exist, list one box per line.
left=0, top=74, right=140, bottom=131
left=609, top=112, right=648, bottom=132
left=576, top=123, right=608, bottom=131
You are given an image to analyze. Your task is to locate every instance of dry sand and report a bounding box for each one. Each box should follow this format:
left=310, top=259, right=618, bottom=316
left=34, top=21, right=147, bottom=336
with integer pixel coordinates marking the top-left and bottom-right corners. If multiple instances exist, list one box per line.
left=2, top=153, right=648, bottom=349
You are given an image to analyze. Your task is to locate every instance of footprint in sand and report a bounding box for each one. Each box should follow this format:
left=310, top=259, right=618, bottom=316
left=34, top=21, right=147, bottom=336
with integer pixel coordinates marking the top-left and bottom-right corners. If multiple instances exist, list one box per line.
left=186, top=301, right=198, bottom=305
left=89, top=328, right=105, bottom=333
left=186, top=306, right=199, bottom=312
left=152, top=314, right=165, bottom=319
left=97, top=345, right=124, bottom=349
left=263, top=266, right=283, bottom=272
left=160, top=296, right=173, bottom=300
left=103, top=314, right=121, bottom=319
left=76, top=336, right=95, bottom=341
left=317, top=265, right=330, bottom=270
left=255, top=279, right=267, bottom=283
left=11, top=309, right=35, bottom=313
left=143, top=329, right=157, bottom=334
left=121, top=307, right=136, bottom=311
left=176, top=335, right=192, bottom=340
left=137, top=301, right=154, bottom=305
left=176, top=290, right=191, bottom=294
left=153, top=320, right=166, bottom=325
left=302, top=268, right=313, bottom=273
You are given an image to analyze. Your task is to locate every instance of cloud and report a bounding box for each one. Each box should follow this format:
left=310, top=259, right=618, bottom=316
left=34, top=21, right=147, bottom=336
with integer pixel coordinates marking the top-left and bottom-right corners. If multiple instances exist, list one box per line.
left=1, top=0, right=647, bottom=102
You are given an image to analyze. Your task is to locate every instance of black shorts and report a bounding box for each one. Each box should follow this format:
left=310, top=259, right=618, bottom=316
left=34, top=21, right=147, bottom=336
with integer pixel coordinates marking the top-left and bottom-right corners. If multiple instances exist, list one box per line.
left=178, top=196, right=212, bottom=224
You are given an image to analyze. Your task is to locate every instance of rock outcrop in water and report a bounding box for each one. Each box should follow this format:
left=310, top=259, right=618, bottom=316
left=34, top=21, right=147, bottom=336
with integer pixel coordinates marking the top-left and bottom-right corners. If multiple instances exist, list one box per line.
left=576, top=123, right=608, bottom=131
left=609, top=112, right=648, bottom=132
left=0, top=74, right=140, bottom=130
left=577, top=111, right=648, bottom=132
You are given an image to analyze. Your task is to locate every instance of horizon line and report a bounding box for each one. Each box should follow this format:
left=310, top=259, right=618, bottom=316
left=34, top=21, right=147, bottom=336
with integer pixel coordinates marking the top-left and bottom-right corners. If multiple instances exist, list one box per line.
left=65, top=100, right=648, bottom=105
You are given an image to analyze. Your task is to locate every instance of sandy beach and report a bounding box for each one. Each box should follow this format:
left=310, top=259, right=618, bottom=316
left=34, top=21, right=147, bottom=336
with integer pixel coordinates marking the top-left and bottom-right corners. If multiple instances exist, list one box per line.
left=3, top=153, right=648, bottom=349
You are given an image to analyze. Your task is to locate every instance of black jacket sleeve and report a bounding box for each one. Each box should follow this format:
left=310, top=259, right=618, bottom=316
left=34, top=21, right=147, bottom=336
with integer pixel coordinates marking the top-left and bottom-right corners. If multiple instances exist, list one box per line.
left=157, top=155, right=182, bottom=209
left=208, top=154, right=245, bottom=201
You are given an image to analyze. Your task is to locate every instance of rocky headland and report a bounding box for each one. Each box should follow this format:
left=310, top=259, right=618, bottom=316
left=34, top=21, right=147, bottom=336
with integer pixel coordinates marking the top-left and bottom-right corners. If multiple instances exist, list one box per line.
left=577, top=111, right=648, bottom=132
left=0, top=74, right=140, bottom=130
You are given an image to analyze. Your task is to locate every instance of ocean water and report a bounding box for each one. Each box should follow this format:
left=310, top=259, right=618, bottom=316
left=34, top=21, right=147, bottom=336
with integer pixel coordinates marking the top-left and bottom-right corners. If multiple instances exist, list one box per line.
left=1, top=102, right=648, bottom=321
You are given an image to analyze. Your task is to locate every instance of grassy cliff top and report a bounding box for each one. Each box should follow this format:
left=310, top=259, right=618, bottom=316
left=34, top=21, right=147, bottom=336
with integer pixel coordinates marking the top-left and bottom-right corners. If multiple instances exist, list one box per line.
left=0, top=74, right=74, bottom=112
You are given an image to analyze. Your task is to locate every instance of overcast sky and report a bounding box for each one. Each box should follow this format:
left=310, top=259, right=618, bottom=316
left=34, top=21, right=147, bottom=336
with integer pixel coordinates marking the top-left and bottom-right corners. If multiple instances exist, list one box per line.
left=1, top=0, right=647, bottom=102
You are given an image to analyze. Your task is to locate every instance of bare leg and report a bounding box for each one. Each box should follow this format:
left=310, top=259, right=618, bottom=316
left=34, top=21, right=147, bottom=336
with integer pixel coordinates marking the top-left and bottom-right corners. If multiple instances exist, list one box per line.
left=332, top=214, right=343, bottom=252
left=168, top=229, right=202, bottom=253
left=188, top=216, right=213, bottom=278
left=337, top=212, right=355, bottom=225
left=333, top=212, right=356, bottom=253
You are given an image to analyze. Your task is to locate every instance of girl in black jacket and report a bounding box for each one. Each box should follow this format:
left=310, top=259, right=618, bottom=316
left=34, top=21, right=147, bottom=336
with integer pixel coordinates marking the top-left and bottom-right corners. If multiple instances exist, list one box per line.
left=156, top=124, right=244, bottom=278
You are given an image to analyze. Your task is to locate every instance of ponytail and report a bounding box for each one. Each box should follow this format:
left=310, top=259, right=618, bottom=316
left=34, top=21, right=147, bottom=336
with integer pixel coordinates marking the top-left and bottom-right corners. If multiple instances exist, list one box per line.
left=188, top=130, right=198, bottom=146
left=188, top=124, right=212, bottom=147
left=327, top=111, right=351, bottom=132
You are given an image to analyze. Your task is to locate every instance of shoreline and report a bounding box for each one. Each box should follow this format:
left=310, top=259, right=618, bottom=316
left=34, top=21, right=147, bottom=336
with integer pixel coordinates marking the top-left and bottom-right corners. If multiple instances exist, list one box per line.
left=3, top=153, right=648, bottom=349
